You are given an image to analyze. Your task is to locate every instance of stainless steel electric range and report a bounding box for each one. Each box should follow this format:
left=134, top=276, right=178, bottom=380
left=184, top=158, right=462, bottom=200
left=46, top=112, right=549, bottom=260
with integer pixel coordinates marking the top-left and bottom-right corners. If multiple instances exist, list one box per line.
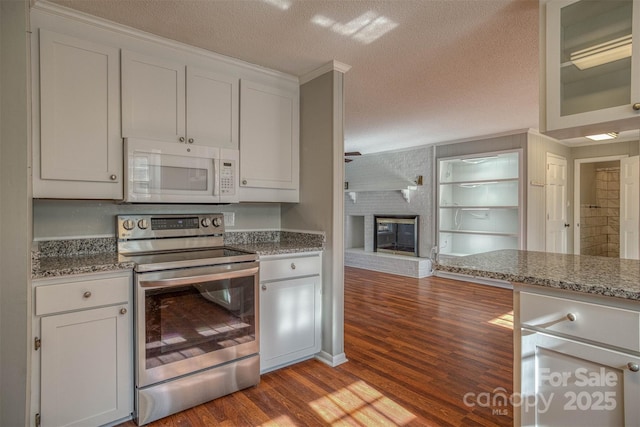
left=117, top=213, right=260, bottom=425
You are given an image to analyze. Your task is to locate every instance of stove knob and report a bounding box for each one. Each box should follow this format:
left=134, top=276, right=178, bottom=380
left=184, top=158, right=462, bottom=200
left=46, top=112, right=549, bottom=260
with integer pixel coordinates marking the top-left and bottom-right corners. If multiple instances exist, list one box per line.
left=212, top=217, right=222, bottom=227
left=201, top=218, right=211, bottom=227
left=138, top=219, right=149, bottom=230
left=122, top=219, right=136, bottom=231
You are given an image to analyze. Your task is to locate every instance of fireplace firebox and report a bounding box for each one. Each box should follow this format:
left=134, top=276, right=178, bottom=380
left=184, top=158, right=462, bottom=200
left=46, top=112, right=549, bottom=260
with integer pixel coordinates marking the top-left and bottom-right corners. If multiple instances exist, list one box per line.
left=374, top=215, right=419, bottom=257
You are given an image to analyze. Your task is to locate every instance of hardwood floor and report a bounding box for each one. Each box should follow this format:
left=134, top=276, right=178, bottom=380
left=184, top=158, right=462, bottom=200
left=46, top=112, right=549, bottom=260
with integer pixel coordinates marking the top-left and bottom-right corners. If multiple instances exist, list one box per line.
left=119, top=267, right=514, bottom=426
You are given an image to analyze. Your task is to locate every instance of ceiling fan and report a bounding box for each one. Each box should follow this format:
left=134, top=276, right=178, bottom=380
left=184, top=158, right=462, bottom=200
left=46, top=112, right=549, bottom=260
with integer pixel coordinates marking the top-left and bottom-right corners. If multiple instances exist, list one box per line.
left=344, top=151, right=361, bottom=163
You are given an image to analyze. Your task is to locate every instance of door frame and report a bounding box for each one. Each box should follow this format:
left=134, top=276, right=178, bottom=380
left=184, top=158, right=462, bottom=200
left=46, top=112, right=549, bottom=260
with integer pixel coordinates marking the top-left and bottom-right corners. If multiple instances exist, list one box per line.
left=546, top=152, right=568, bottom=253
left=573, top=155, right=628, bottom=255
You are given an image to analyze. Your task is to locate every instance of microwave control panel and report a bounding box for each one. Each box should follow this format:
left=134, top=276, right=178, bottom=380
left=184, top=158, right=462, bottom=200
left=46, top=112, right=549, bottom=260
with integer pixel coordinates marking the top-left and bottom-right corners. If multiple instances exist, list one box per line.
left=220, top=159, right=236, bottom=195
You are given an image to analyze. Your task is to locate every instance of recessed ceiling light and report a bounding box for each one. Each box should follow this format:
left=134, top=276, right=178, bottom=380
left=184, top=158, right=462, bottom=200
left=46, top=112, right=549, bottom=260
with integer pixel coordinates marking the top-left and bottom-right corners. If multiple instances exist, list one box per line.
left=585, top=132, right=619, bottom=141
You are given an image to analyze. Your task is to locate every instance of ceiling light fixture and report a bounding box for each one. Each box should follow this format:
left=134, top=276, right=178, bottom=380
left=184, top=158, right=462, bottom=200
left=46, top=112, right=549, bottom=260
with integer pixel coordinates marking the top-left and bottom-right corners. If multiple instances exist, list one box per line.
left=570, top=35, right=632, bottom=70
left=585, top=132, right=619, bottom=141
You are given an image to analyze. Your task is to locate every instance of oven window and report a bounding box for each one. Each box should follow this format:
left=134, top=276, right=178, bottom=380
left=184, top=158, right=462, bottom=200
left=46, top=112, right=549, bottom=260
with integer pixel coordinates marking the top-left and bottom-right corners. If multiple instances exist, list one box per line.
left=144, top=276, right=255, bottom=369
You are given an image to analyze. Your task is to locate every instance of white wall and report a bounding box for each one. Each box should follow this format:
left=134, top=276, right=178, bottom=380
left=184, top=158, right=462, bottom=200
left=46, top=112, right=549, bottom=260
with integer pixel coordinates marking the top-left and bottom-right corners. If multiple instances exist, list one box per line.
left=33, top=200, right=281, bottom=239
left=281, top=68, right=346, bottom=365
left=1, top=0, right=31, bottom=424
left=526, top=131, right=571, bottom=251
left=344, top=145, right=435, bottom=257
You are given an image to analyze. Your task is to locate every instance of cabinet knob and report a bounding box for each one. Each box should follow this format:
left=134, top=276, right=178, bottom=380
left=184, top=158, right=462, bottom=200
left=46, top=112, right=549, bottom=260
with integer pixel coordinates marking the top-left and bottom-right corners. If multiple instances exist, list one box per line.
left=261, top=284, right=267, bottom=291
left=564, top=223, right=570, bottom=228
left=120, top=307, right=127, bottom=315
left=188, top=138, right=194, bottom=144
left=628, top=362, right=640, bottom=372
left=179, top=136, right=185, bottom=142
left=291, top=263, right=296, bottom=270
left=110, top=174, right=117, bottom=181
left=566, top=313, right=577, bottom=322
left=242, top=179, right=248, bottom=185
left=83, top=291, right=92, bottom=299
left=633, top=103, right=640, bottom=111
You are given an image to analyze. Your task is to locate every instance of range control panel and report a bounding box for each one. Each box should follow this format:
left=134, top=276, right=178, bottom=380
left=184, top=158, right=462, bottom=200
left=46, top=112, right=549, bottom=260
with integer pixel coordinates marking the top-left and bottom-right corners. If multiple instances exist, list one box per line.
left=117, top=213, right=224, bottom=240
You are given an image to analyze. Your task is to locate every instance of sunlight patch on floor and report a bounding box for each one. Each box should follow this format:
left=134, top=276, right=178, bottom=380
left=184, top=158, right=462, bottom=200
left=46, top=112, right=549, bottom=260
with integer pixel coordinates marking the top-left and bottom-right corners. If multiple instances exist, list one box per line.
left=309, top=380, right=416, bottom=425
left=259, top=415, right=298, bottom=426
left=488, top=311, right=514, bottom=330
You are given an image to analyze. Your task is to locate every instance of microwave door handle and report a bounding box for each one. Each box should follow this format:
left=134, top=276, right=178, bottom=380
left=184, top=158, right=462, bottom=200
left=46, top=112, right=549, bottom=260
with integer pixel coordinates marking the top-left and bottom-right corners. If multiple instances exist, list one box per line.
left=213, top=159, right=220, bottom=197
left=139, top=265, right=259, bottom=288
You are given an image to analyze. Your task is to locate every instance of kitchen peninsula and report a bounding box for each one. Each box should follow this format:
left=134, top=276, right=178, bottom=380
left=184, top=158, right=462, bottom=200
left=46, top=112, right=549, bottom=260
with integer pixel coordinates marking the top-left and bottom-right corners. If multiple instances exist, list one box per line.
left=438, top=250, right=640, bottom=426
left=436, top=250, right=640, bottom=300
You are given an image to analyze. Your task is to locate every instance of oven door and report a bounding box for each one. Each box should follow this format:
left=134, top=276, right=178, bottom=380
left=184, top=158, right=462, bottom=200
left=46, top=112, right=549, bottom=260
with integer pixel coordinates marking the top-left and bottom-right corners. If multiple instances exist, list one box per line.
left=135, top=261, right=259, bottom=388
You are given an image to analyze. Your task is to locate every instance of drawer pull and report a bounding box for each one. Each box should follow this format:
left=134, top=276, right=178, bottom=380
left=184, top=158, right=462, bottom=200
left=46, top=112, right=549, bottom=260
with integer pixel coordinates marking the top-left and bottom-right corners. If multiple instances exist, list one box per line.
left=566, top=313, right=577, bottom=322
left=291, top=263, right=296, bottom=270
left=120, top=307, right=127, bottom=315
left=83, top=291, right=92, bottom=299
left=628, top=362, right=640, bottom=372
left=262, top=285, right=267, bottom=291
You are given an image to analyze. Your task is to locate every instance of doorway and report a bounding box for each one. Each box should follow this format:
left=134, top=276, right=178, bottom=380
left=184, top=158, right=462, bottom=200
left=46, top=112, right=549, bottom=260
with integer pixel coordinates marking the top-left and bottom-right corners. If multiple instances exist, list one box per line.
left=574, top=155, right=639, bottom=259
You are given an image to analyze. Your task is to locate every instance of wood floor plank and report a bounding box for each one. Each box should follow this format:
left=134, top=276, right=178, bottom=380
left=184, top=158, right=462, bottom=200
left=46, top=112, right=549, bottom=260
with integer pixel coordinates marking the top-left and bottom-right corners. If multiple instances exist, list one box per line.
left=118, top=267, right=514, bottom=426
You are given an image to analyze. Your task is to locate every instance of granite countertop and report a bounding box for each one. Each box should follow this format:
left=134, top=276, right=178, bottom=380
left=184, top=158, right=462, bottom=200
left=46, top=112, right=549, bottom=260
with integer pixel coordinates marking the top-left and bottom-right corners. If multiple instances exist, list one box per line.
left=32, top=231, right=325, bottom=279
left=436, top=249, right=640, bottom=301
left=33, top=252, right=135, bottom=279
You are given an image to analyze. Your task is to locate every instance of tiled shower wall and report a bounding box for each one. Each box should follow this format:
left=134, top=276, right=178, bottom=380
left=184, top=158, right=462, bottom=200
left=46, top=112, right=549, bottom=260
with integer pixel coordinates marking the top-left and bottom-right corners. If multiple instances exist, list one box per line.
left=580, top=167, right=620, bottom=257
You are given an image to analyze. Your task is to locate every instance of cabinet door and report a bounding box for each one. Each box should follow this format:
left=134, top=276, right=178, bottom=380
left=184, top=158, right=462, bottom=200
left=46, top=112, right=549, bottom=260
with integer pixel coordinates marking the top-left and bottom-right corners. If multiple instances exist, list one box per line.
left=260, top=275, right=321, bottom=372
left=546, top=0, right=640, bottom=131
left=521, top=330, right=640, bottom=426
left=37, top=30, right=122, bottom=198
left=122, top=50, right=186, bottom=142
left=240, top=80, right=299, bottom=190
left=186, top=67, right=238, bottom=149
left=40, top=305, right=132, bottom=427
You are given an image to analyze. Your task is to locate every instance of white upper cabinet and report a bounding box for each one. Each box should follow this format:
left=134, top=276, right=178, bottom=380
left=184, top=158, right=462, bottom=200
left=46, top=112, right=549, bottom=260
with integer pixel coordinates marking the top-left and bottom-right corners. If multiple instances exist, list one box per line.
left=122, top=50, right=239, bottom=148
left=239, top=80, right=299, bottom=192
left=35, top=29, right=122, bottom=199
left=121, top=51, right=186, bottom=143
left=544, top=0, right=640, bottom=134
left=187, top=67, right=238, bottom=149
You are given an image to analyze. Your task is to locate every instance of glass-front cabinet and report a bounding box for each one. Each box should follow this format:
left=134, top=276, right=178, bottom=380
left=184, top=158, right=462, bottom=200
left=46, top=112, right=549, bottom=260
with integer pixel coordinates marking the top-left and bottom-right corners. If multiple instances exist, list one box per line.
left=545, top=0, right=640, bottom=132
left=437, top=151, right=522, bottom=257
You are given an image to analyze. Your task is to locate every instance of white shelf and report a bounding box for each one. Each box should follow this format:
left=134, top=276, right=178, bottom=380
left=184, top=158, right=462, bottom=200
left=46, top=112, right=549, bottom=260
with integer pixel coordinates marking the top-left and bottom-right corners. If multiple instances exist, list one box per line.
left=439, top=229, right=519, bottom=237
left=345, top=186, right=418, bottom=203
left=439, top=205, right=519, bottom=209
left=439, top=178, right=519, bottom=186
left=437, top=150, right=522, bottom=258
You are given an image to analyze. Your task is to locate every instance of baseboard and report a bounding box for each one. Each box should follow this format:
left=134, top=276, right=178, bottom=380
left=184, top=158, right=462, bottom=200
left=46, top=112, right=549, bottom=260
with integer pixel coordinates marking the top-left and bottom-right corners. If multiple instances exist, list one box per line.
left=315, top=351, right=348, bottom=367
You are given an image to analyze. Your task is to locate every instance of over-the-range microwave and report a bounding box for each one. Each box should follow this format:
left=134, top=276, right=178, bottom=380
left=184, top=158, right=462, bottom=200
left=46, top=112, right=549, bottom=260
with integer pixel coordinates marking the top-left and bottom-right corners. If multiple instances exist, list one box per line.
left=123, top=138, right=238, bottom=203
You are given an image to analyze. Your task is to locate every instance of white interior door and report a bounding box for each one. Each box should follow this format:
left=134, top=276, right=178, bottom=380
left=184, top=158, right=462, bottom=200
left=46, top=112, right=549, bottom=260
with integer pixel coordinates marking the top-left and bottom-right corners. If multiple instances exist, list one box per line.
left=546, top=153, right=568, bottom=253
left=620, top=156, right=640, bottom=260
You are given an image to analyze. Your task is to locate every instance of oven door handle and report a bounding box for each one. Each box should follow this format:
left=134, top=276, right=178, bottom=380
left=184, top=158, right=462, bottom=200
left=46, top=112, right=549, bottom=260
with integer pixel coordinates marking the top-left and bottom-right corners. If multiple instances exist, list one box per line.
left=139, top=265, right=259, bottom=288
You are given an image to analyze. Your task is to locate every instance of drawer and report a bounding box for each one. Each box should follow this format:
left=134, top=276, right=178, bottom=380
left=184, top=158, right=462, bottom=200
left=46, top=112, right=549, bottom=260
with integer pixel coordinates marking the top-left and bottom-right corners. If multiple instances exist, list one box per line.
left=520, top=292, right=640, bottom=352
left=36, top=275, right=130, bottom=316
left=260, top=253, right=321, bottom=282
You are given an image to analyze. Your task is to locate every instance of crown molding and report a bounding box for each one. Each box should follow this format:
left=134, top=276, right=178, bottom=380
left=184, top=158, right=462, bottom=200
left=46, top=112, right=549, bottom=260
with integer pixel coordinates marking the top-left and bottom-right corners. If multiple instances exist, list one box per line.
left=31, top=0, right=299, bottom=83
left=299, top=60, right=351, bottom=85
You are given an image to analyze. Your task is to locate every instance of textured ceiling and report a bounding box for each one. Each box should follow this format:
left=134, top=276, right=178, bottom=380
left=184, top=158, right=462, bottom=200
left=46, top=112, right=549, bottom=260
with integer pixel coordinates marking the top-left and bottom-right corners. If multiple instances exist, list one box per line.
left=49, top=0, right=540, bottom=154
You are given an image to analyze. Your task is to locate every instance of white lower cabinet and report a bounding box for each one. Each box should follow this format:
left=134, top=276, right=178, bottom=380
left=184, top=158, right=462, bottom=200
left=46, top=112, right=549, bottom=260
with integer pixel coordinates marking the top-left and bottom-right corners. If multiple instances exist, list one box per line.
left=521, top=330, right=640, bottom=426
left=259, top=252, right=321, bottom=373
left=32, top=272, right=133, bottom=427
left=516, top=288, right=640, bottom=426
